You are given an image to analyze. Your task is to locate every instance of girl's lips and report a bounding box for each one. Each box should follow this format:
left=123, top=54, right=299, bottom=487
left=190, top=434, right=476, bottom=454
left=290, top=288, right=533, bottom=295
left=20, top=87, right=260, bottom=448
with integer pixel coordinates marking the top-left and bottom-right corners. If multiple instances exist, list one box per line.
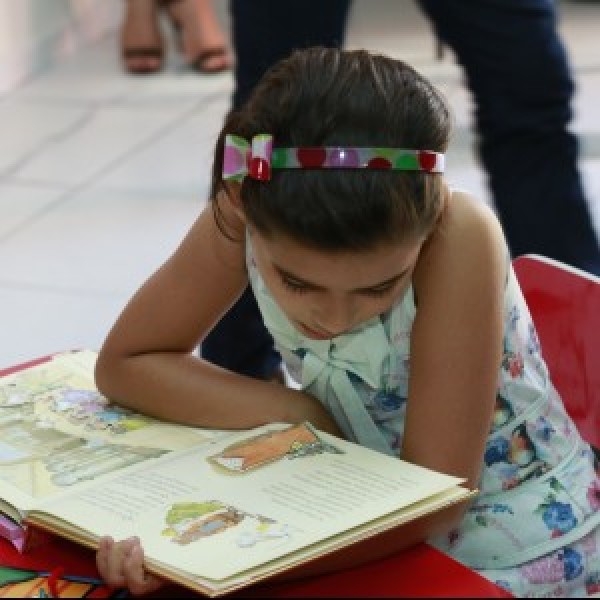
left=298, top=322, right=334, bottom=340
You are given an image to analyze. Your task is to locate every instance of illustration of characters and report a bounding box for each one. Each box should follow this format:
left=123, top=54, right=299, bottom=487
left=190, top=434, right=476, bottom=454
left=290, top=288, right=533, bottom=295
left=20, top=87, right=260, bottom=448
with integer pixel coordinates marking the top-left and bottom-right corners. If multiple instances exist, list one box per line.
left=210, top=423, right=342, bottom=473
left=235, top=520, right=290, bottom=548
left=0, top=378, right=41, bottom=429
left=161, top=501, right=289, bottom=547
left=1, top=371, right=153, bottom=441
left=162, top=501, right=244, bottom=545
left=0, top=370, right=66, bottom=408
left=47, top=388, right=151, bottom=434
left=176, top=510, right=243, bottom=545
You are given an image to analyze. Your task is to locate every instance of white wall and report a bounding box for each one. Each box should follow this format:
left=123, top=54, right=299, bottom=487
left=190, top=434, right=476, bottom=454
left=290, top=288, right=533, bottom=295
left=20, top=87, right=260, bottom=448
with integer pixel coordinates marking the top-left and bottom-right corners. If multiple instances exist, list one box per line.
left=0, top=0, right=120, bottom=96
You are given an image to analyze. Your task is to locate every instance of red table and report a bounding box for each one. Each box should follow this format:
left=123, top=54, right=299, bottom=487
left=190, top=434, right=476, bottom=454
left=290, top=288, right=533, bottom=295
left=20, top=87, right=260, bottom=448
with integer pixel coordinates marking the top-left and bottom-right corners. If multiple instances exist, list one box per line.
left=0, top=356, right=511, bottom=598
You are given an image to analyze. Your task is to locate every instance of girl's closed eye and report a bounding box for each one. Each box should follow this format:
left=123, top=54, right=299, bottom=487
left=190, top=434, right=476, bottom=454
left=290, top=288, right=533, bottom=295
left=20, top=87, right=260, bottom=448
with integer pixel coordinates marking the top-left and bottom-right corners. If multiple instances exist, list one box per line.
left=281, top=277, right=311, bottom=294
left=280, top=276, right=401, bottom=297
left=360, top=283, right=397, bottom=298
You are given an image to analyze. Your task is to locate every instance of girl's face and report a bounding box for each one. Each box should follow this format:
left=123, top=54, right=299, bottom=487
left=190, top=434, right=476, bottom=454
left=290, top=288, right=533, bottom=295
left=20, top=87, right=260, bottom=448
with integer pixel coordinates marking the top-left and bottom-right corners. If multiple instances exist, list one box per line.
left=250, top=229, right=425, bottom=340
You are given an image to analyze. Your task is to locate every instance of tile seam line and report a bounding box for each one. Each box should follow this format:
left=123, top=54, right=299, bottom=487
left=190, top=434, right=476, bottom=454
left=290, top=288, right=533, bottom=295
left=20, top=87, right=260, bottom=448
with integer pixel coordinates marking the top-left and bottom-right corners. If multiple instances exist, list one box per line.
left=0, top=279, right=125, bottom=299
left=2, top=87, right=226, bottom=180
left=0, top=95, right=218, bottom=244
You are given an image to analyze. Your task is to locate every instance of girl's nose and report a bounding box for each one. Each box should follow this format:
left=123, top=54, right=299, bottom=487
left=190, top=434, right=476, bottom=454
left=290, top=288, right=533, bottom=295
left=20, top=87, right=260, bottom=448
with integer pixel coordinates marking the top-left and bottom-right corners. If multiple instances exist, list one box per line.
left=313, top=298, right=356, bottom=337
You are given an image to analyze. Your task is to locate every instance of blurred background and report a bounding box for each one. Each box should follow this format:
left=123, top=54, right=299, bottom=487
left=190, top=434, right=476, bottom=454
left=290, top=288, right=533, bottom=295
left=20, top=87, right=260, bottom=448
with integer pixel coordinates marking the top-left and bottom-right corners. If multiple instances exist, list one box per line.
left=0, top=0, right=599, bottom=368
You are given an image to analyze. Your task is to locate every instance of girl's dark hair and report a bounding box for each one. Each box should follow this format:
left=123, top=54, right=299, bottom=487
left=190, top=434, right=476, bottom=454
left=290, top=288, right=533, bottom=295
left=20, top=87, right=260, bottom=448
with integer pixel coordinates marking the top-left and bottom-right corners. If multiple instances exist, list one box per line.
left=211, top=46, right=451, bottom=251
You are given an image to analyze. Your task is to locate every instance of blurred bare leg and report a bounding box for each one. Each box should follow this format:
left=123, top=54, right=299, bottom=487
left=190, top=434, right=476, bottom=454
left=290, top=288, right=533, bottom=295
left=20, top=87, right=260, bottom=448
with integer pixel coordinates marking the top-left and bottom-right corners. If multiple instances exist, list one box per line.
left=163, top=0, right=232, bottom=73
left=121, top=0, right=164, bottom=74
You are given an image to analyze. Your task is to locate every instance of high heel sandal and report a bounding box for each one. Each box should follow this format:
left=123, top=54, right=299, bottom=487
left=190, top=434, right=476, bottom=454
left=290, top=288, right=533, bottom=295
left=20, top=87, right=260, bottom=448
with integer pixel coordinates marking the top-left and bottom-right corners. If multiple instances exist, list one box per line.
left=121, top=0, right=165, bottom=75
left=160, top=0, right=231, bottom=74
left=122, top=46, right=164, bottom=74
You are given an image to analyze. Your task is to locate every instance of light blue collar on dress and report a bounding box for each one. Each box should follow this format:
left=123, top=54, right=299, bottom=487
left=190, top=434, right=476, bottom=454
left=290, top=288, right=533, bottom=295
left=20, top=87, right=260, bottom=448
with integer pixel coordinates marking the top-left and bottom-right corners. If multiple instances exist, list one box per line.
left=248, top=244, right=405, bottom=455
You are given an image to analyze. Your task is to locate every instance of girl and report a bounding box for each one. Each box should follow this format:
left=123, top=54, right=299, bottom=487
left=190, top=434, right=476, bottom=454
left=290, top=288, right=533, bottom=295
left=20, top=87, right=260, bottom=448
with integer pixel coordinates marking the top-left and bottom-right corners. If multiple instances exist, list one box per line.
left=94, top=47, right=600, bottom=596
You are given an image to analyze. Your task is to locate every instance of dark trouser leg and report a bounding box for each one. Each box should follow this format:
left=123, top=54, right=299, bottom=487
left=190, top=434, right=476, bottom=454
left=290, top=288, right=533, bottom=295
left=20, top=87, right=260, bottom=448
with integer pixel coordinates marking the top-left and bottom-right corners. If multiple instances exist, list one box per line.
left=230, top=0, right=351, bottom=110
left=201, top=286, right=281, bottom=379
left=201, top=0, right=352, bottom=378
left=418, top=0, right=600, bottom=275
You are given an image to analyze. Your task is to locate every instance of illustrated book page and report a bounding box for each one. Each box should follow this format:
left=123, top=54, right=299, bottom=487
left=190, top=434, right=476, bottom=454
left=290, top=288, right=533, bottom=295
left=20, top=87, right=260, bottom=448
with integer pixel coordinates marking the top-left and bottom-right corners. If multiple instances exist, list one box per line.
left=1, top=350, right=473, bottom=596
left=26, top=422, right=472, bottom=596
left=0, top=350, right=226, bottom=524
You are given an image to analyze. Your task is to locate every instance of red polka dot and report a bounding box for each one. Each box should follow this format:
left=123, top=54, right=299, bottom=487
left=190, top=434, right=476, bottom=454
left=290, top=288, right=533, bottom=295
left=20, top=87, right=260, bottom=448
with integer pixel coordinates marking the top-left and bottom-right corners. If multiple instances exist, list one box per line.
left=418, top=151, right=437, bottom=171
left=297, top=148, right=326, bottom=167
left=249, top=157, right=271, bottom=180
left=367, top=157, right=392, bottom=169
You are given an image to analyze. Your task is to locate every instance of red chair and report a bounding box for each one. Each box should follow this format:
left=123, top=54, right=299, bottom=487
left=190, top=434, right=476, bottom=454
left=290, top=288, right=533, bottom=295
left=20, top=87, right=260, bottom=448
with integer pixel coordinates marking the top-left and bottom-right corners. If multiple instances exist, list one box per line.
left=513, top=254, right=600, bottom=448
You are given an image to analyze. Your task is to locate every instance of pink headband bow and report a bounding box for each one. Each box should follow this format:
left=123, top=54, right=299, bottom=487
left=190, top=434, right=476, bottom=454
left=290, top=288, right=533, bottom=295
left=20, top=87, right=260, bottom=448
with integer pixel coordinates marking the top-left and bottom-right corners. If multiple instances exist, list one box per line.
left=222, top=134, right=445, bottom=182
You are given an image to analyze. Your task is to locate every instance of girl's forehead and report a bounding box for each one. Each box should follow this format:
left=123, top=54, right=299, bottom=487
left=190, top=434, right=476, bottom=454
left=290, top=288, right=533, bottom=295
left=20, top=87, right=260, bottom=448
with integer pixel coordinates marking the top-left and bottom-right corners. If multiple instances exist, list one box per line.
left=251, top=229, right=423, bottom=280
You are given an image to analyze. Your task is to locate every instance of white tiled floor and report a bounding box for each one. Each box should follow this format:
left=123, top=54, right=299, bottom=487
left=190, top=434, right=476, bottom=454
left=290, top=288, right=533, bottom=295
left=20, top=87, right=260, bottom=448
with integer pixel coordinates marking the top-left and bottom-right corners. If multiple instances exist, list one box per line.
left=1, top=0, right=599, bottom=369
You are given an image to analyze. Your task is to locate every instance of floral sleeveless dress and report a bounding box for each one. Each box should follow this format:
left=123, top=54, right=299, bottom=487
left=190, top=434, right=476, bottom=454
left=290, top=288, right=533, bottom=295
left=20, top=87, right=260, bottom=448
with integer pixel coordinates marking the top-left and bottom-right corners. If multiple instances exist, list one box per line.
left=246, top=240, right=600, bottom=597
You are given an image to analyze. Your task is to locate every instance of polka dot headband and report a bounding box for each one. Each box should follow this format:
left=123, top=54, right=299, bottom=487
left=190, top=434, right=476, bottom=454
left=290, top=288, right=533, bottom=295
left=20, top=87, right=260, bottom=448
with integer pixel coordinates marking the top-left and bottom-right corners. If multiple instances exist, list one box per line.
left=222, top=134, right=445, bottom=182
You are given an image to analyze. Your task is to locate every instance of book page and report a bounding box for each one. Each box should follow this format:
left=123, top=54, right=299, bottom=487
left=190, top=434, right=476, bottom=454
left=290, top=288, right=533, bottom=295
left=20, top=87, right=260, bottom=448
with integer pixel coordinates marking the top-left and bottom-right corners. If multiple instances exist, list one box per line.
left=34, top=423, right=466, bottom=583
left=0, top=351, right=223, bottom=516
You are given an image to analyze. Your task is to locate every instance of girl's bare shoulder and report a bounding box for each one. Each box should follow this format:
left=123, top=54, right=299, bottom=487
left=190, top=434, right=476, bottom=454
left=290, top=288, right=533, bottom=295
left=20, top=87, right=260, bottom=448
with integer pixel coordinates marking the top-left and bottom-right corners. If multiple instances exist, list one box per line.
left=441, top=188, right=505, bottom=251
left=414, top=188, right=507, bottom=299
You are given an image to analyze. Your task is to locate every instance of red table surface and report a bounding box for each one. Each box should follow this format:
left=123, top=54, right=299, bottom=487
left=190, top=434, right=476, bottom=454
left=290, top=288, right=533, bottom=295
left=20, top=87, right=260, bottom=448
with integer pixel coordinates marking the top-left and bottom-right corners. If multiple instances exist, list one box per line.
left=0, top=534, right=511, bottom=598
left=1, top=355, right=511, bottom=598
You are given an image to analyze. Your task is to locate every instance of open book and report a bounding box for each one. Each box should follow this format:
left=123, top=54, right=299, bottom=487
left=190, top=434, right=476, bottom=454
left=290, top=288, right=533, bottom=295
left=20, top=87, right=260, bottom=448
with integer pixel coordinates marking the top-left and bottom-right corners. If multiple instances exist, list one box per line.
left=0, top=350, right=475, bottom=597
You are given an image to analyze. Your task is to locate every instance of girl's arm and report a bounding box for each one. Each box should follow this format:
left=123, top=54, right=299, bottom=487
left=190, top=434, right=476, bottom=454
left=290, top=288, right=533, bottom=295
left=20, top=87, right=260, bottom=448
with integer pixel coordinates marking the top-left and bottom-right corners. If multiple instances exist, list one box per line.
left=403, top=189, right=507, bottom=524
left=94, top=195, right=340, bottom=435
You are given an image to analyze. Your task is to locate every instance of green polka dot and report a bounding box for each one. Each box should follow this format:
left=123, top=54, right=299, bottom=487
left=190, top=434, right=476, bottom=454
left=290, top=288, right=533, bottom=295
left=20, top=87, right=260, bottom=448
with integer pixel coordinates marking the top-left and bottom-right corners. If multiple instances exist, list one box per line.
left=395, top=153, right=419, bottom=170
left=271, top=149, right=288, bottom=168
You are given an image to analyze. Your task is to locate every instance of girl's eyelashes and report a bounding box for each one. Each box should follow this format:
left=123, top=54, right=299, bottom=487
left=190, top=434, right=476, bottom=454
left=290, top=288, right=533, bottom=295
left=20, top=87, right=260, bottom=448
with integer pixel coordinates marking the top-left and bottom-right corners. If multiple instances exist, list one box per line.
left=281, top=277, right=310, bottom=294
left=280, top=276, right=398, bottom=297
left=361, top=284, right=395, bottom=298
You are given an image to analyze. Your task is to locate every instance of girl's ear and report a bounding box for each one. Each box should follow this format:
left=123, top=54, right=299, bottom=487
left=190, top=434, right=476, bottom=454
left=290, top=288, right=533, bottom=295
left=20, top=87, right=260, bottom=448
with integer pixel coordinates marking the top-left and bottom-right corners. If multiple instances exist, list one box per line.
left=222, top=182, right=247, bottom=223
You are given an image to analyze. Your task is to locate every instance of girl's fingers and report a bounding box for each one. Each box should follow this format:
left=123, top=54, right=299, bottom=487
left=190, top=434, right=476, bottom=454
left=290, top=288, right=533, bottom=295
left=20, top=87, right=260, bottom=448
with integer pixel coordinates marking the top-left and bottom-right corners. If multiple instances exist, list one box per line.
left=123, top=542, right=164, bottom=596
left=96, top=536, right=122, bottom=586
left=96, top=535, right=111, bottom=572
left=99, top=536, right=137, bottom=588
left=97, top=535, right=164, bottom=594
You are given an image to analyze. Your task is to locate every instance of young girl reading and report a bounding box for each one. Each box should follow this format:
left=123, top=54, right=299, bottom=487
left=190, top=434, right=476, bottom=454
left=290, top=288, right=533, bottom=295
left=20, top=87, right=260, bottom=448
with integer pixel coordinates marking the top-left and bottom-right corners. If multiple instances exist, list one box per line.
left=93, top=47, right=600, bottom=596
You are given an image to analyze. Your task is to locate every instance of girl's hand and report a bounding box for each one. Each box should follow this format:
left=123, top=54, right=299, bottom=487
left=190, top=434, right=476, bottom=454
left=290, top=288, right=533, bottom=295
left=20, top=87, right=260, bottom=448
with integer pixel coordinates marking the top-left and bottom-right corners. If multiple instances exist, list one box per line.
left=96, top=535, right=164, bottom=596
